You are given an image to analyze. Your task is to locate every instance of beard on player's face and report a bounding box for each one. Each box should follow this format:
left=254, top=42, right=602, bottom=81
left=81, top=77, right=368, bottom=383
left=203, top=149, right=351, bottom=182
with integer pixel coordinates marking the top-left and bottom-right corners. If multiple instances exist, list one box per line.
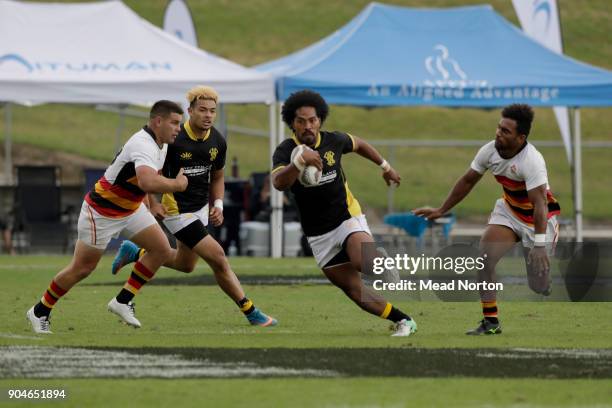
left=297, top=129, right=316, bottom=145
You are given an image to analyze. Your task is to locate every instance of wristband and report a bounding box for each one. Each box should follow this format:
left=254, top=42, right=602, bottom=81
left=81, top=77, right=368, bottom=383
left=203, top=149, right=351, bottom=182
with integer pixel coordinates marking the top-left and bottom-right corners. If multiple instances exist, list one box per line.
left=534, top=234, right=546, bottom=247
left=379, top=159, right=391, bottom=173
left=213, top=199, right=224, bottom=210
left=292, top=147, right=306, bottom=172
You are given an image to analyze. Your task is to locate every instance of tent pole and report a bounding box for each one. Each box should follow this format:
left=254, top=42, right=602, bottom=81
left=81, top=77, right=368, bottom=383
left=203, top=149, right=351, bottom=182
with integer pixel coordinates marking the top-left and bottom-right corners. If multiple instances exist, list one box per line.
left=387, top=146, right=394, bottom=214
left=270, top=102, right=283, bottom=258
left=3, top=102, right=12, bottom=185
left=115, top=104, right=126, bottom=154
left=217, top=103, right=228, bottom=141
left=572, top=108, right=583, bottom=242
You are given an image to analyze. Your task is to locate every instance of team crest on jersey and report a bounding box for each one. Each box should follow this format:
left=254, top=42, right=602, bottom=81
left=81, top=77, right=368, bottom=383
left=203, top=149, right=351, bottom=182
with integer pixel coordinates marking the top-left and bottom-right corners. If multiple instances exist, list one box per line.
left=510, top=164, right=518, bottom=174
left=209, top=148, right=219, bottom=161
left=323, top=151, right=336, bottom=166
left=180, top=152, right=192, bottom=160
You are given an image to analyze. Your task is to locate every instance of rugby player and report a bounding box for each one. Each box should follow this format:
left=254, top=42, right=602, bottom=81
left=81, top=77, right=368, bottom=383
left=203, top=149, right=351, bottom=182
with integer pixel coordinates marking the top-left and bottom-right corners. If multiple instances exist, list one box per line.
left=112, top=86, right=276, bottom=327
left=414, top=104, right=560, bottom=335
left=272, top=90, right=417, bottom=337
left=27, top=101, right=187, bottom=333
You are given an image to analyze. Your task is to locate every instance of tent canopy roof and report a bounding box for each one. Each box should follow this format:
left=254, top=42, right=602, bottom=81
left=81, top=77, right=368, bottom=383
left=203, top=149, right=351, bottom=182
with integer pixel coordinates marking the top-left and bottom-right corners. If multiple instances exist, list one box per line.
left=257, top=2, right=612, bottom=107
left=0, top=0, right=274, bottom=104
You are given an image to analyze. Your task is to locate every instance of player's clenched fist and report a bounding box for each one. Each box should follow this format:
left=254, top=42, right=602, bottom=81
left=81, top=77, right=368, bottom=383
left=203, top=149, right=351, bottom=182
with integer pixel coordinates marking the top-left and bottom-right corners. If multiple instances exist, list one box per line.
left=174, top=168, right=188, bottom=191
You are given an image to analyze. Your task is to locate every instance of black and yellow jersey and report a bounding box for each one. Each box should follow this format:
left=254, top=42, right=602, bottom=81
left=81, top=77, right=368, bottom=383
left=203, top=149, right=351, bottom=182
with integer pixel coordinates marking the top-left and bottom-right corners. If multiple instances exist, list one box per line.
left=272, top=130, right=362, bottom=237
left=161, top=122, right=226, bottom=215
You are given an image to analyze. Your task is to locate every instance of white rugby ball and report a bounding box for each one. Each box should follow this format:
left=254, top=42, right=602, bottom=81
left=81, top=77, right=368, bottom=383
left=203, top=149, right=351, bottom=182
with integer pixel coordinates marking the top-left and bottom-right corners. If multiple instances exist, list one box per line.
left=290, top=145, right=322, bottom=187
left=300, top=165, right=322, bottom=186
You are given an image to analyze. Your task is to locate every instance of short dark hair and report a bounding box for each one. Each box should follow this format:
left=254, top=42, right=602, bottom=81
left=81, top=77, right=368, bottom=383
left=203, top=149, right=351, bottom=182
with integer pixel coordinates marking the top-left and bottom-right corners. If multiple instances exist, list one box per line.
left=149, top=100, right=184, bottom=119
left=502, top=104, right=534, bottom=137
left=281, top=90, right=329, bottom=129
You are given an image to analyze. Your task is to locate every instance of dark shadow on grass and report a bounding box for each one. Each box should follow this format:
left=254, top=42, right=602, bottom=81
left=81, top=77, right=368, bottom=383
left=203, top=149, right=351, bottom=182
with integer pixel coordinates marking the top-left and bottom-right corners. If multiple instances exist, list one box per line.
left=84, top=274, right=330, bottom=286
left=107, top=347, right=612, bottom=379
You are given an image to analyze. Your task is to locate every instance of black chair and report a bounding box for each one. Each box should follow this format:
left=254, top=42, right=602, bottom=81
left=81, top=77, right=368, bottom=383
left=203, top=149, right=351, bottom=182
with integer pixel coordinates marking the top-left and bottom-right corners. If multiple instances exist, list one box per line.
left=248, top=171, right=269, bottom=221
left=83, top=168, right=106, bottom=194
left=13, top=166, right=69, bottom=253
left=208, top=179, right=247, bottom=255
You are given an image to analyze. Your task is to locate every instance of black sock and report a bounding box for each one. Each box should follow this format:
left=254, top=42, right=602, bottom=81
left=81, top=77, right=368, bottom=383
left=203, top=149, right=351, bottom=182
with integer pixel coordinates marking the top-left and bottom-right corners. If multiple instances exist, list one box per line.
left=485, top=316, right=499, bottom=324
left=387, top=306, right=411, bottom=323
left=237, top=297, right=255, bottom=315
left=33, top=302, right=51, bottom=318
left=116, top=289, right=135, bottom=304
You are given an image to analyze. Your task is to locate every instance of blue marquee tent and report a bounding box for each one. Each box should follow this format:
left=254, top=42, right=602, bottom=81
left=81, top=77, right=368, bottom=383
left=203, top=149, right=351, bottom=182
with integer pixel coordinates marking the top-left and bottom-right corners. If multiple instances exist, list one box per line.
left=257, top=3, right=612, bottom=255
left=257, top=3, right=612, bottom=107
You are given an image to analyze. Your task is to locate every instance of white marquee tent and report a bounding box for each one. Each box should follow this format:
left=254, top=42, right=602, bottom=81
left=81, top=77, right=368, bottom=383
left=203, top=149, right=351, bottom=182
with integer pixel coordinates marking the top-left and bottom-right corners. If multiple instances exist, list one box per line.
left=0, top=0, right=276, bottom=181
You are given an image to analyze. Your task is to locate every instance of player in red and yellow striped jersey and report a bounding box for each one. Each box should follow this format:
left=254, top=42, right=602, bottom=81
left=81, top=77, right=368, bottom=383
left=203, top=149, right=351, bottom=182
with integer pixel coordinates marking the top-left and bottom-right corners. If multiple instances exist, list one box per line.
left=26, top=101, right=188, bottom=334
left=414, top=104, right=560, bottom=335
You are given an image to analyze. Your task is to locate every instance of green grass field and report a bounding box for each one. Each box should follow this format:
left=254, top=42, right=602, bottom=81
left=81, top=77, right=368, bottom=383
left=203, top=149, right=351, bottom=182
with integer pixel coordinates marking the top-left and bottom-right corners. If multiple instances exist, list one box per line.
left=1, top=1, right=611, bottom=219
left=1, top=255, right=611, bottom=407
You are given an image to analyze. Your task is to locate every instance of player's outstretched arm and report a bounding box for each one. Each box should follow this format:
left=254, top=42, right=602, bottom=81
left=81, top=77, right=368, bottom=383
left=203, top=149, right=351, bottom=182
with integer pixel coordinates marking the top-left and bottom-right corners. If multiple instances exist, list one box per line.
left=413, top=168, right=482, bottom=220
left=136, top=166, right=188, bottom=194
left=352, top=137, right=401, bottom=186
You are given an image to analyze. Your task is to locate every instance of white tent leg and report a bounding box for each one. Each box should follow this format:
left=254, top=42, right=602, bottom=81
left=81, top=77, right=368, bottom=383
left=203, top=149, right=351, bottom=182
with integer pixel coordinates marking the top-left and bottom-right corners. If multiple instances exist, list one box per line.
left=386, top=146, right=395, bottom=214
left=269, top=102, right=283, bottom=258
left=572, top=108, right=583, bottom=242
left=217, top=103, right=227, bottom=140
left=3, top=102, right=12, bottom=185
left=114, top=104, right=126, bottom=154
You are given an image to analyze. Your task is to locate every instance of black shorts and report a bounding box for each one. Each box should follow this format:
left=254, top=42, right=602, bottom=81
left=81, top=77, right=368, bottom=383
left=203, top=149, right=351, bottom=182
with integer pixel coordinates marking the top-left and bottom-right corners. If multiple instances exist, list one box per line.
left=323, top=247, right=351, bottom=268
left=174, top=220, right=209, bottom=249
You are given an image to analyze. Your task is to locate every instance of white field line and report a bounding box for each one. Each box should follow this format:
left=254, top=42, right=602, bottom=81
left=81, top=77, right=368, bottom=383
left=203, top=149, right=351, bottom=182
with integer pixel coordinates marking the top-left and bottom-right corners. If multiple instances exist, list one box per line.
left=475, top=348, right=612, bottom=360
left=0, top=346, right=339, bottom=379
left=0, top=333, right=42, bottom=341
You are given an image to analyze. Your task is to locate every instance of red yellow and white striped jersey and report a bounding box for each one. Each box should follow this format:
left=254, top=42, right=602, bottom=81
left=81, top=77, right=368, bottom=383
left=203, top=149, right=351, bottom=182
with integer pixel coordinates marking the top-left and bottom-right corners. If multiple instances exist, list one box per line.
left=470, top=140, right=560, bottom=225
left=85, top=126, right=167, bottom=218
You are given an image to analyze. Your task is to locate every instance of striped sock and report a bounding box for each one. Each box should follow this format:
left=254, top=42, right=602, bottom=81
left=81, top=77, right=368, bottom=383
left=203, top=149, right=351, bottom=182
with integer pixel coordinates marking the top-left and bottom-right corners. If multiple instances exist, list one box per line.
left=482, top=300, right=499, bottom=324
left=380, top=302, right=412, bottom=323
left=35, top=280, right=67, bottom=317
left=237, top=297, right=255, bottom=315
left=116, top=261, right=155, bottom=304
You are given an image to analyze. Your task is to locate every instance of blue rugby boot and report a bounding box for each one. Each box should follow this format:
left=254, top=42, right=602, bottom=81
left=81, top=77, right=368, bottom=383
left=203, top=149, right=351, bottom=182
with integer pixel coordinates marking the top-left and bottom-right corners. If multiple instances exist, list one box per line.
left=112, top=240, right=141, bottom=275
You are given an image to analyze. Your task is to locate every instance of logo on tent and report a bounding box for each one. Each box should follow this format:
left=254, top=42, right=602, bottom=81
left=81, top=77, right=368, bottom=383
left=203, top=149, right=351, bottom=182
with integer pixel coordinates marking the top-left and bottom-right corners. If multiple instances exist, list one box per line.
left=0, top=54, right=34, bottom=73
left=423, top=45, right=487, bottom=88
left=0, top=53, right=173, bottom=74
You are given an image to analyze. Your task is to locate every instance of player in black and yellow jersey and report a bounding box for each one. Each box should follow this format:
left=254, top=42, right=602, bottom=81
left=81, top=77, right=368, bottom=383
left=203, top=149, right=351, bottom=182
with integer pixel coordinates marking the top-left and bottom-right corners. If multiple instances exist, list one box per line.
left=112, top=86, right=276, bottom=327
left=272, top=90, right=416, bottom=337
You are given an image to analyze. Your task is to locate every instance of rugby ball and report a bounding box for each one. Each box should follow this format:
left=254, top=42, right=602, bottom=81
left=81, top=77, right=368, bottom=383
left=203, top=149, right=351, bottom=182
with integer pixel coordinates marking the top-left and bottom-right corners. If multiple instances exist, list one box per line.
left=290, top=145, right=322, bottom=187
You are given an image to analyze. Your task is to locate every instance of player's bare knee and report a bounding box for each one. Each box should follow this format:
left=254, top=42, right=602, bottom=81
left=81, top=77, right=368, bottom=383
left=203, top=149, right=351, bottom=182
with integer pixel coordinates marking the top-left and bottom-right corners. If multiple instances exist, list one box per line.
left=178, top=261, right=197, bottom=273
left=157, top=245, right=174, bottom=263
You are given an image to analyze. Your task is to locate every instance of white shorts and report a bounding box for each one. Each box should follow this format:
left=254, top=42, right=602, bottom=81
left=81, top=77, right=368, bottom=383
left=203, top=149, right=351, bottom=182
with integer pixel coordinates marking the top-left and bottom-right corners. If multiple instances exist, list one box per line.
left=162, top=204, right=209, bottom=234
left=488, top=199, right=559, bottom=250
left=307, top=214, right=371, bottom=268
left=77, top=201, right=158, bottom=250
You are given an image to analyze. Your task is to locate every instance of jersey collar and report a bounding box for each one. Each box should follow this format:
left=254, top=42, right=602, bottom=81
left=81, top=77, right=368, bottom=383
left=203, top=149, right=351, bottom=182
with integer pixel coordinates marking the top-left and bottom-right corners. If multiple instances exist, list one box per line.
left=291, top=132, right=321, bottom=149
left=185, top=121, right=211, bottom=142
left=143, top=125, right=163, bottom=149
